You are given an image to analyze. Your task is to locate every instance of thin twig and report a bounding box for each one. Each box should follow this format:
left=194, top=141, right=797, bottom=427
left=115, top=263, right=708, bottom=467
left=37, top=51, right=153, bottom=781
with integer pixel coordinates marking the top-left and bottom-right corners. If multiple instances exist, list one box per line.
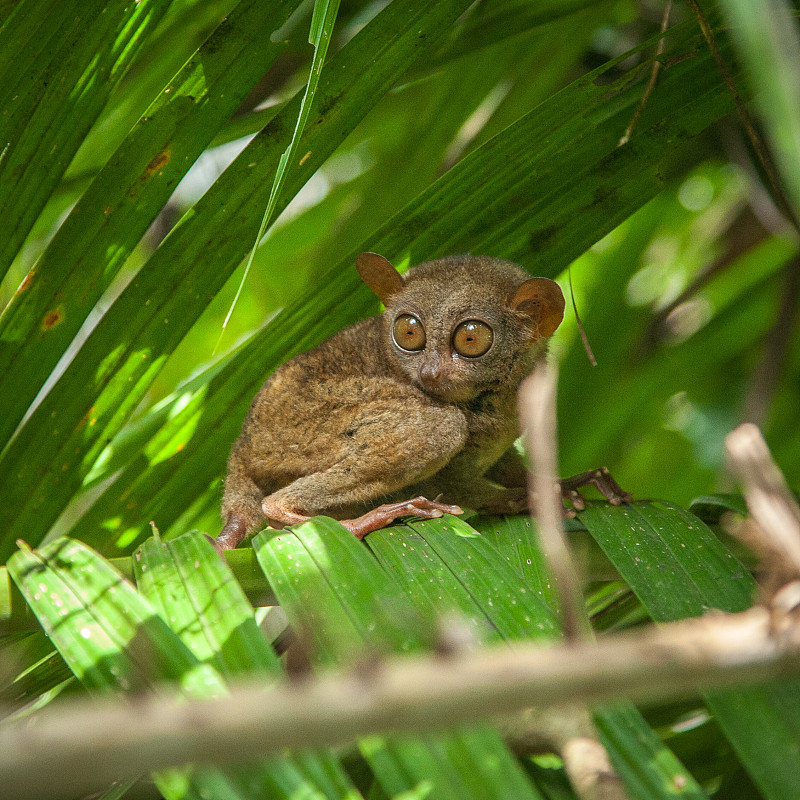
left=519, top=365, right=588, bottom=641
left=725, top=423, right=800, bottom=578
left=568, top=266, right=597, bottom=366
left=563, top=737, right=626, bottom=800
left=619, top=0, right=672, bottom=146
left=519, top=366, right=629, bottom=799
left=1, top=606, right=798, bottom=800
left=685, top=0, right=800, bottom=231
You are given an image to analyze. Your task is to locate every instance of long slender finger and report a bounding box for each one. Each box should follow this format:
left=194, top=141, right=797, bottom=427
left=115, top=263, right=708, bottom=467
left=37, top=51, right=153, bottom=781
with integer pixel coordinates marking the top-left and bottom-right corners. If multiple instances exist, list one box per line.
left=406, top=499, right=463, bottom=515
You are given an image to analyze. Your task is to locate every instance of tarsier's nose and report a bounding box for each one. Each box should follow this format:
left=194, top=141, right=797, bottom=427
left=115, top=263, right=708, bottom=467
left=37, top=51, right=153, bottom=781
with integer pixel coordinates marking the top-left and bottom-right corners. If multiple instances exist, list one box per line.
left=419, top=357, right=442, bottom=387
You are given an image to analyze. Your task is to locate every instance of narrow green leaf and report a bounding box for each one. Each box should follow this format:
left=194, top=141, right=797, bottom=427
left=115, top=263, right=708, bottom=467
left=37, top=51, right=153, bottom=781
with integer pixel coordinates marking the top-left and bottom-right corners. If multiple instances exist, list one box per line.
left=92, top=777, right=139, bottom=800
left=718, top=0, right=800, bottom=218
left=0, top=0, right=300, bottom=451
left=6, top=537, right=249, bottom=799
left=473, top=513, right=617, bottom=588
left=255, top=527, right=363, bottom=662
left=62, top=0, right=244, bottom=182
left=578, top=501, right=753, bottom=619
left=688, top=494, right=748, bottom=524
left=375, top=515, right=706, bottom=800
left=136, top=531, right=364, bottom=800
left=224, top=0, right=340, bottom=332
left=0, top=548, right=276, bottom=633
left=0, top=0, right=172, bottom=280
left=134, top=531, right=280, bottom=676
left=595, top=705, right=708, bottom=800
left=0, top=0, right=70, bottom=115
left=404, top=516, right=559, bottom=640
left=257, top=514, right=703, bottom=800
left=6, top=538, right=221, bottom=694
left=423, top=0, right=620, bottom=71
left=0, top=633, right=74, bottom=717
left=366, top=523, right=503, bottom=640
left=469, top=515, right=560, bottom=611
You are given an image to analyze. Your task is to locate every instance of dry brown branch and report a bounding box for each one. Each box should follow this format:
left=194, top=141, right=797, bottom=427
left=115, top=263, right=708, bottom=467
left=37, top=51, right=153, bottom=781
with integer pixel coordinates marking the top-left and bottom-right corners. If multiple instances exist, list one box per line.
left=519, top=365, right=588, bottom=641
left=725, top=423, right=800, bottom=575
left=1, top=606, right=799, bottom=800
left=725, top=423, right=800, bottom=602
left=518, top=365, right=629, bottom=800
left=502, top=704, right=628, bottom=800
left=563, top=737, right=626, bottom=800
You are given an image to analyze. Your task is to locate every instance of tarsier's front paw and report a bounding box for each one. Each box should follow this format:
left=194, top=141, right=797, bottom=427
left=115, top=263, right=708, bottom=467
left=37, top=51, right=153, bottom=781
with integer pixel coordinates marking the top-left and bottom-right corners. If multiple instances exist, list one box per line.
left=343, top=496, right=463, bottom=540
left=401, top=496, right=464, bottom=517
left=558, top=467, right=633, bottom=514
left=371, top=496, right=464, bottom=526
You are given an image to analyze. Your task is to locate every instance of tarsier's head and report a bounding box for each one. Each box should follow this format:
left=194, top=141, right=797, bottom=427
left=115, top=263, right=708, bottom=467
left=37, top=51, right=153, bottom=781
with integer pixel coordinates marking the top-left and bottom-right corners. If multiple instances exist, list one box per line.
left=356, top=252, right=565, bottom=404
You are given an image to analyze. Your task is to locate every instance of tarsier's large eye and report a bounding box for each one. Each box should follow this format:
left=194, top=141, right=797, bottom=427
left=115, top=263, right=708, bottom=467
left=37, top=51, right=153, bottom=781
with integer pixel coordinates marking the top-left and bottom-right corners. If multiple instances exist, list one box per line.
left=392, top=314, right=426, bottom=352
left=452, top=320, right=493, bottom=357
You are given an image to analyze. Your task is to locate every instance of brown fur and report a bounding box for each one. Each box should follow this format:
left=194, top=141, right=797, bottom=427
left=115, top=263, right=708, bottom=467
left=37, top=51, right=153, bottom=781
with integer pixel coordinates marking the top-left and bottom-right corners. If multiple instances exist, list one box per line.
left=219, top=254, right=565, bottom=545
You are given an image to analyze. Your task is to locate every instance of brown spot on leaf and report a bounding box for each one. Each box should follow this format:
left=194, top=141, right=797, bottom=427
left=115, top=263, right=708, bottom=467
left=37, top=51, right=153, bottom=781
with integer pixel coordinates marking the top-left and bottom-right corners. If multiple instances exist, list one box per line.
left=42, top=306, right=65, bottom=331
left=142, top=150, right=171, bottom=179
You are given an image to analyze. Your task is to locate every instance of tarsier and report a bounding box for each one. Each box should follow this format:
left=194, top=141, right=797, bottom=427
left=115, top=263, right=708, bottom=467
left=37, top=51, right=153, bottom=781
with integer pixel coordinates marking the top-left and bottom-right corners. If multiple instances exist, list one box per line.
left=216, top=253, right=630, bottom=551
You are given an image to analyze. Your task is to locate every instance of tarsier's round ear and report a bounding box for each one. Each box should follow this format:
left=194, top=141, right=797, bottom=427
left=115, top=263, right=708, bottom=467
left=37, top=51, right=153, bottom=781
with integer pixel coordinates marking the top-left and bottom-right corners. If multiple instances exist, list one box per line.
left=356, top=252, right=405, bottom=305
left=510, top=277, right=565, bottom=337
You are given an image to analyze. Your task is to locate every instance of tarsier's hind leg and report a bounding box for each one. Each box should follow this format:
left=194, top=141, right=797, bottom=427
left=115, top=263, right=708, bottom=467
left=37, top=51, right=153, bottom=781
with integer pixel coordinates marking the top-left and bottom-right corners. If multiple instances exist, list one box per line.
left=260, top=395, right=468, bottom=541
left=217, top=385, right=467, bottom=549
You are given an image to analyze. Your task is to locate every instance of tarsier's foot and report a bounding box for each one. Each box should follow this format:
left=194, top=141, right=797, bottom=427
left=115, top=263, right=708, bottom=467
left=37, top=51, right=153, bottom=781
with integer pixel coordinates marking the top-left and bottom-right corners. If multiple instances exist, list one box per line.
left=213, top=512, right=249, bottom=553
left=262, top=495, right=462, bottom=541
left=342, top=496, right=463, bottom=540
left=558, top=467, right=633, bottom=514
left=480, top=487, right=529, bottom=515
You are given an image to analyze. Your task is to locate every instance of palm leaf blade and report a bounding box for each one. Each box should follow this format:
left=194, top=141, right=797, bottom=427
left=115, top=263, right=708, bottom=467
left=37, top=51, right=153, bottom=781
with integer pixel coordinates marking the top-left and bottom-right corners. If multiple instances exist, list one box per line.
left=580, top=501, right=800, bottom=799
left=0, top=0, right=300, bottom=450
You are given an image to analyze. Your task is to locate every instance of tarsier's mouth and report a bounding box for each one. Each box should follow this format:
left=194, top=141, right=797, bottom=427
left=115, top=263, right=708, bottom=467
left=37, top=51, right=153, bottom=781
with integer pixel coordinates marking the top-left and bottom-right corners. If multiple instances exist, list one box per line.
left=416, top=379, right=474, bottom=404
